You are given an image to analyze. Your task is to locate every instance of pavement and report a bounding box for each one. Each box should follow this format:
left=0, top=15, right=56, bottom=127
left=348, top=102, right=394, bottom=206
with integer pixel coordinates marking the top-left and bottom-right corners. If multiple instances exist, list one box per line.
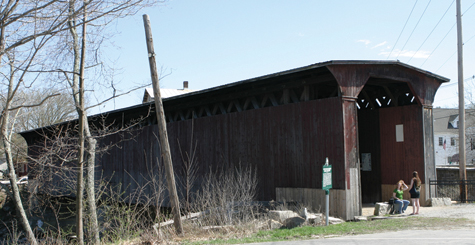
left=245, top=230, right=475, bottom=245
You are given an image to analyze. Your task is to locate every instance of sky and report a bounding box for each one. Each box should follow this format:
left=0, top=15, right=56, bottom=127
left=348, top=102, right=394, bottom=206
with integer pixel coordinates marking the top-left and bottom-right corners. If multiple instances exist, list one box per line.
left=93, top=0, right=475, bottom=115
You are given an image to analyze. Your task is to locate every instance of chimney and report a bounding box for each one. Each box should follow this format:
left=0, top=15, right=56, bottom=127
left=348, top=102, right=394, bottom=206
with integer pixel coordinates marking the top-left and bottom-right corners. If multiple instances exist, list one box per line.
left=183, top=81, right=189, bottom=90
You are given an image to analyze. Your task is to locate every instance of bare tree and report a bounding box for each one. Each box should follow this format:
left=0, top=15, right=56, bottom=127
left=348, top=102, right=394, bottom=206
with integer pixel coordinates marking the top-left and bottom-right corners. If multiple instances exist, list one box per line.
left=0, top=0, right=161, bottom=243
left=0, top=1, right=82, bottom=243
left=51, top=2, right=163, bottom=243
left=14, top=88, right=76, bottom=132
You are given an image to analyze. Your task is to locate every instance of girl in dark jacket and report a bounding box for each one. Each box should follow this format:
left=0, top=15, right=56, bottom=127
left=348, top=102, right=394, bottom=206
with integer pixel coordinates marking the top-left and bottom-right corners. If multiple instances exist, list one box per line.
left=408, top=171, right=421, bottom=215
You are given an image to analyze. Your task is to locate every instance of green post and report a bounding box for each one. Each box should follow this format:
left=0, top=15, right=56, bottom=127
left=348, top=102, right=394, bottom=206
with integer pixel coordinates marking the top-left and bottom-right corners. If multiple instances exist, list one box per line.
left=322, top=157, right=332, bottom=226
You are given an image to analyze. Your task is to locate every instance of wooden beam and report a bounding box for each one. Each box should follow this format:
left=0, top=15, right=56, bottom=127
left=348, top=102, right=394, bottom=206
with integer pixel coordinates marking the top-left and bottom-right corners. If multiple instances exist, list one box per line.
left=361, top=90, right=376, bottom=110
left=282, top=89, right=290, bottom=104
left=268, top=93, right=279, bottom=106
left=300, top=85, right=310, bottom=101
left=382, top=86, right=395, bottom=106
left=289, top=89, right=300, bottom=103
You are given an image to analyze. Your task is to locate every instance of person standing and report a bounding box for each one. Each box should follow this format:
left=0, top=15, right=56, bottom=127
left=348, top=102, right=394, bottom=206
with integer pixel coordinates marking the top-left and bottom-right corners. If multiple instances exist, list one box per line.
left=393, top=180, right=409, bottom=214
left=408, top=171, right=421, bottom=215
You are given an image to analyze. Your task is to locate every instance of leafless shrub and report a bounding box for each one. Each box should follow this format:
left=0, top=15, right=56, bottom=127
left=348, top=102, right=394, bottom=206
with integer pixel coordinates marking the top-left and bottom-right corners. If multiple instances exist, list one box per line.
left=177, top=138, right=198, bottom=217
left=192, top=164, right=259, bottom=227
left=98, top=150, right=166, bottom=244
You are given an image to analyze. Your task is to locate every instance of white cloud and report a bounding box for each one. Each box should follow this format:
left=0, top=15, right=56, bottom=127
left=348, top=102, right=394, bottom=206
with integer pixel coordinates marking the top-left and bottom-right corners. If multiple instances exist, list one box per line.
left=298, top=32, right=305, bottom=37
left=372, top=41, right=387, bottom=49
left=357, top=39, right=371, bottom=45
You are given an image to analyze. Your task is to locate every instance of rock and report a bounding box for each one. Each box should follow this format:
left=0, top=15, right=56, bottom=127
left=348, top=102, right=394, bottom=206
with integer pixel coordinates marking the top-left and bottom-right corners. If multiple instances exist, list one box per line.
left=307, top=213, right=322, bottom=224
left=374, top=202, right=390, bottom=216
left=327, top=216, right=344, bottom=224
left=428, top=198, right=451, bottom=206
left=282, top=216, right=306, bottom=229
left=354, top=216, right=368, bottom=221
left=268, top=210, right=299, bottom=223
left=268, top=219, right=283, bottom=229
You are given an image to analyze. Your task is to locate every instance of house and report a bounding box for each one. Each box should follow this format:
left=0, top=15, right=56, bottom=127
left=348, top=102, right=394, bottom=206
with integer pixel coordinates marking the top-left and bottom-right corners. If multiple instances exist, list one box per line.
left=433, top=108, right=475, bottom=166
left=20, top=60, right=449, bottom=220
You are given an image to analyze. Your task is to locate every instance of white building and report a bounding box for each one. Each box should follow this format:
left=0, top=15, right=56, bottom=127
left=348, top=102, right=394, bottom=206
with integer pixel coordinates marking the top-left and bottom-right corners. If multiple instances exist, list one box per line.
left=142, top=81, right=197, bottom=103
left=434, top=108, right=475, bottom=166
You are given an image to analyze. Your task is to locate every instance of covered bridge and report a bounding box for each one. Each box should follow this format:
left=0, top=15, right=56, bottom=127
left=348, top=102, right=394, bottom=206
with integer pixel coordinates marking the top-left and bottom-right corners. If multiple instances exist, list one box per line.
left=21, top=60, right=449, bottom=220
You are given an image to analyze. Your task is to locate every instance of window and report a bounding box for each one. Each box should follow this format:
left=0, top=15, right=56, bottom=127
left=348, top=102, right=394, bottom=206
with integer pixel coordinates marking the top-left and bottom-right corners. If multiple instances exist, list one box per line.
left=439, top=137, right=443, bottom=146
left=451, top=137, right=455, bottom=146
left=448, top=156, right=452, bottom=163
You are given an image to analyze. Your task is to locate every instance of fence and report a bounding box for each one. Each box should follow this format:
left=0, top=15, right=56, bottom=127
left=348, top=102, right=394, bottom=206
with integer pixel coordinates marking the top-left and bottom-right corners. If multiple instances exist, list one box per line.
left=429, top=179, right=475, bottom=202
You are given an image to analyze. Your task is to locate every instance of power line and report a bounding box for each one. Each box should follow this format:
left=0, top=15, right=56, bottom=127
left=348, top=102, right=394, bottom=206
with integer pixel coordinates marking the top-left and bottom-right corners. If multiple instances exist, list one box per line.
left=439, top=75, right=475, bottom=88
left=432, top=2, right=475, bottom=72
left=463, top=1, right=475, bottom=15
left=396, top=0, right=432, bottom=60
left=387, top=0, right=419, bottom=59
left=421, top=22, right=456, bottom=68
left=435, top=31, right=475, bottom=73
left=408, top=0, right=455, bottom=63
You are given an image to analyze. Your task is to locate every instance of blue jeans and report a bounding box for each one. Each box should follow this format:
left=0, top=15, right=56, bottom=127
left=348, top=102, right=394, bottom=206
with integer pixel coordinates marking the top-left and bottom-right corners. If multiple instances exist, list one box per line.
left=394, top=199, right=410, bottom=214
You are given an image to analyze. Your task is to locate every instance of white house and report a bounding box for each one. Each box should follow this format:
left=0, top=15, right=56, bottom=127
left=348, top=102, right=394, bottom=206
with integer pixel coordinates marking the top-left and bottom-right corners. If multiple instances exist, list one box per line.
left=434, top=108, right=475, bottom=166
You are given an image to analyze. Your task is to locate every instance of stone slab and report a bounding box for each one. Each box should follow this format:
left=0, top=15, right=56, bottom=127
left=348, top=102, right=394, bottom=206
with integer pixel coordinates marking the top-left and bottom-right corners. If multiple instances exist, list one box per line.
left=374, top=202, right=390, bottom=216
left=427, top=198, right=452, bottom=206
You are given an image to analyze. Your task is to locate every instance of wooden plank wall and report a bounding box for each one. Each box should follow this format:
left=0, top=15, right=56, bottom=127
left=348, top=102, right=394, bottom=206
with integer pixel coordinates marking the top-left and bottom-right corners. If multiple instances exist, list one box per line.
left=98, top=97, right=347, bottom=203
left=379, top=105, right=425, bottom=185
left=345, top=168, right=360, bottom=219
left=275, top=187, right=350, bottom=219
left=423, top=107, right=436, bottom=201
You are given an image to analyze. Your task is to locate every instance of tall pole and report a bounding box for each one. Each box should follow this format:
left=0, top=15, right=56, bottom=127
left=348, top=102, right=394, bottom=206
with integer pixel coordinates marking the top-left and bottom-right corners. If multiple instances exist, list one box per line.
left=456, top=0, right=468, bottom=202
left=143, top=14, right=183, bottom=234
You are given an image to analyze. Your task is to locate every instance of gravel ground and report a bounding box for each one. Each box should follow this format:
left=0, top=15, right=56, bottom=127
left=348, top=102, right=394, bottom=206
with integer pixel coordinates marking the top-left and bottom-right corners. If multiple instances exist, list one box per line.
left=363, top=203, right=475, bottom=220
left=416, top=203, right=475, bottom=220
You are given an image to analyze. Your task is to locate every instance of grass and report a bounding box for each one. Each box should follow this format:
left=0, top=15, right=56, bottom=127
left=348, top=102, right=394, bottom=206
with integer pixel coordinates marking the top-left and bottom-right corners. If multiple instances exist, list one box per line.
left=181, top=216, right=473, bottom=244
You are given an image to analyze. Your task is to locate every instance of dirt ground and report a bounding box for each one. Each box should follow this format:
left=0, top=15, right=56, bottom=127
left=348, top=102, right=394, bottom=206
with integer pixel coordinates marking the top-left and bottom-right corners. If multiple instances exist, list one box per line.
left=362, top=203, right=475, bottom=220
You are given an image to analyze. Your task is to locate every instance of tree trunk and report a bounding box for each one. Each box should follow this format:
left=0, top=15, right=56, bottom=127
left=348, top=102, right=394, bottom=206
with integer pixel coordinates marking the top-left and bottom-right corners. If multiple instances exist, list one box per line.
left=0, top=24, right=38, bottom=245
left=68, top=1, right=100, bottom=243
left=85, top=123, right=99, bottom=244
left=1, top=118, right=38, bottom=245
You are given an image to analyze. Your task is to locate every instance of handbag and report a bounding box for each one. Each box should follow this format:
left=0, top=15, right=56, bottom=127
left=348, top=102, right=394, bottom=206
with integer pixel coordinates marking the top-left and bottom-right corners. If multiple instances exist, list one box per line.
left=388, top=197, right=395, bottom=204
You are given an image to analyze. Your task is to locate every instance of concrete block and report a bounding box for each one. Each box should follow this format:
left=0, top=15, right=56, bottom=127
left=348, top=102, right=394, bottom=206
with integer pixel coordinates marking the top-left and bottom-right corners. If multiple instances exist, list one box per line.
left=374, top=202, right=390, bottom=216
left=428, top=198, right=452, bottom=206
left=327, top=216, right=344, bottom=224
left=307, top=213, right=322, bottom=225
left=268, top=210, right=299, bottom=223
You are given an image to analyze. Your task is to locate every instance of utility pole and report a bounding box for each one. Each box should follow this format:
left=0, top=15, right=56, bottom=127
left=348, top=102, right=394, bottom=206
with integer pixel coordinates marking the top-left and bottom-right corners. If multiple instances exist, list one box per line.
left=143, top=14, right=184, bottom=234
left=456, top=0, right=468, bottom=202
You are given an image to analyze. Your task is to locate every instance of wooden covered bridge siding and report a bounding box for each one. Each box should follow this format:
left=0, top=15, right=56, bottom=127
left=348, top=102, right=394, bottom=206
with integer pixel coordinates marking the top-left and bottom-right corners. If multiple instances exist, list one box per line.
left=100, top=99, right=359, bottom=219
left=328, top=63, right=444, bottom=207
left=20, top=61, right=448, bottom=221
left=99, top=96, right=348, bottom=208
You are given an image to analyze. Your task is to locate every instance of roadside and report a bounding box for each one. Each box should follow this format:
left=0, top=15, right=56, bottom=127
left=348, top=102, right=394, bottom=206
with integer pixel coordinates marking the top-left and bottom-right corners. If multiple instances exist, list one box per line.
left=231, top=203, right=475, bottom=245
left=363, top=202, right=475, bottom=221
